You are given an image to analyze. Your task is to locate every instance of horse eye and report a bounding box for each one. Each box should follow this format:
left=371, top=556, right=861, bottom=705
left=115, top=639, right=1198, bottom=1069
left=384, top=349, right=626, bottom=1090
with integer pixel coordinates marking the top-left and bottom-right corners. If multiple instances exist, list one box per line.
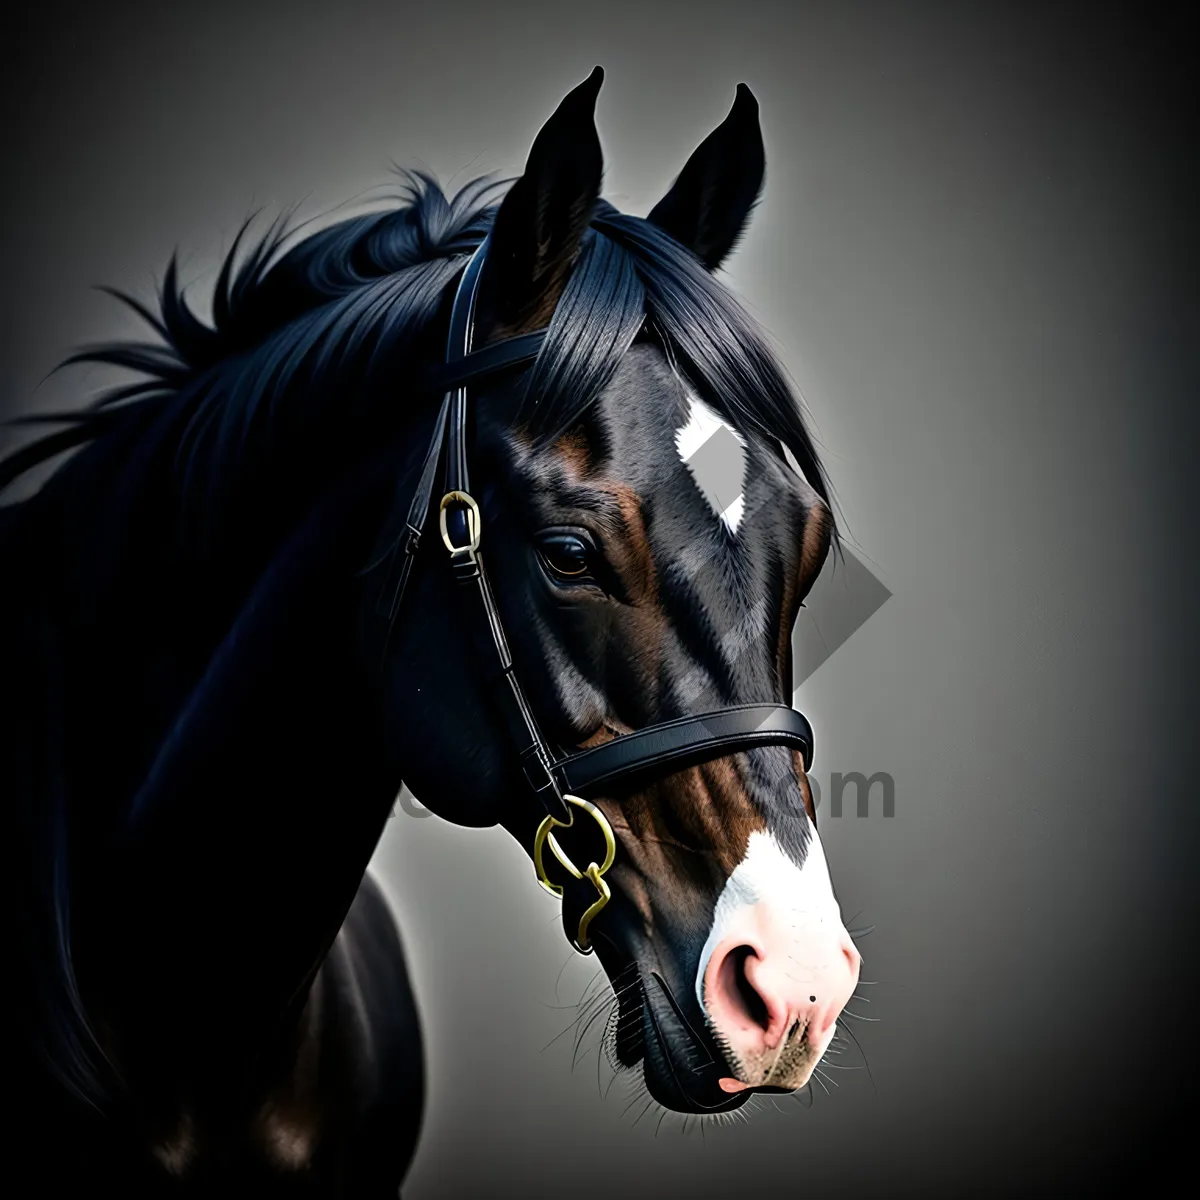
left=538, top=532, right=593, bottom=581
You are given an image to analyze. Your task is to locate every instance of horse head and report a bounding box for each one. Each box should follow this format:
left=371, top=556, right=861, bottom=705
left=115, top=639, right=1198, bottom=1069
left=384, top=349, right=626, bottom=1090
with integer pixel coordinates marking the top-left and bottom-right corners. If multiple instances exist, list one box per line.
left=362, top=69, right=861, bottom=1114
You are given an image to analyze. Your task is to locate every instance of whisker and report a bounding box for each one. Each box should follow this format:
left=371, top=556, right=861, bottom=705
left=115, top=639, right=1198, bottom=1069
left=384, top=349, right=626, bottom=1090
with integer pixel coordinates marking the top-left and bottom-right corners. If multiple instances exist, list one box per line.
left=540, top=1003, right=604, bottom=1053
left=552, top=951, right=587, bottom=1005
left=572, top=1000, right=616, bottom=1069
left=836, top=1020, right=878, bottom=1097
left=540, top=980, right=622, bottom=1054
left=621, top=1083, right=649, bottom=1120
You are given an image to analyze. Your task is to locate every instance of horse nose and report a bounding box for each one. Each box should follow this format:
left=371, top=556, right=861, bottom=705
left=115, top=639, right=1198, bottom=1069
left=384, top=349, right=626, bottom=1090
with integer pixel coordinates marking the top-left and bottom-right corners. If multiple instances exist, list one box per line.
left=702, top=922, right=861, bottom=1091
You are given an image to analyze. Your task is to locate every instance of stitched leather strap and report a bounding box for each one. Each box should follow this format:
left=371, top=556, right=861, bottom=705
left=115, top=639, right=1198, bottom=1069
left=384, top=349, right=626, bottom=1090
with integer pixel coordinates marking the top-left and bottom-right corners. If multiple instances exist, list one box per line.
left=550, top=703, right=813, bottom=797
left=440, top=240, right=572, bottom=823
left=373, top=393, right=451, bottom=625
left=419, top=330, right=546, bottom=397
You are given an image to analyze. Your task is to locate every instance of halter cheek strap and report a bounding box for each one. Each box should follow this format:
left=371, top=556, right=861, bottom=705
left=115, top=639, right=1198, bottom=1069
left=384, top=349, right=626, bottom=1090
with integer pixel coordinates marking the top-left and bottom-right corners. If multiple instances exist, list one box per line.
left=370, top=240, right=573, bottom=823
left=368, top=244, right=546, bottom=671
left=437, top=242, right=575, bottom=822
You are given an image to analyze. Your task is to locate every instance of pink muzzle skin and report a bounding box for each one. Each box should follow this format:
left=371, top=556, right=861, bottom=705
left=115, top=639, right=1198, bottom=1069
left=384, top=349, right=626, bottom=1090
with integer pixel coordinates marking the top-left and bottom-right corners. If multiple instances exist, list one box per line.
left=696, top=828, right=861, bottom=1092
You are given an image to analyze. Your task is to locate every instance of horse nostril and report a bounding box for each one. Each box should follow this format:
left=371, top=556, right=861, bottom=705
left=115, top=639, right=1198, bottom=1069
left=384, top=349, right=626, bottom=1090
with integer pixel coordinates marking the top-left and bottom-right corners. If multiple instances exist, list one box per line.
left=719, top=945, right=771, bottom=1034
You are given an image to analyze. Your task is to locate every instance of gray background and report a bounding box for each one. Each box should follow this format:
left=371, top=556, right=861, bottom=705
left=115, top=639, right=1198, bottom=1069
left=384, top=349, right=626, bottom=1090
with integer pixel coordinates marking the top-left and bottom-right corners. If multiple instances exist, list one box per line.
left=3, top=2, right=1193, bottom=1195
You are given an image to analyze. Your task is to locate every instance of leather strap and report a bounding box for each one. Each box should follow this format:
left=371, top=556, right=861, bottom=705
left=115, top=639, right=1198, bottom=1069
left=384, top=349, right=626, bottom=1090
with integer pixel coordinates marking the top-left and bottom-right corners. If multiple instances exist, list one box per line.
left=550, top=703, right=813, bottom=797
left=366, top=308, right=546, bottom=646
left=419, top=330, right=546, bottom=397
left=448, top=547, right=573, bottom=820
left=440, top=240, right=573, bottom=823
left=373, top=394, right=451, bottom=624
left=366, top=258, right=544, bottom=651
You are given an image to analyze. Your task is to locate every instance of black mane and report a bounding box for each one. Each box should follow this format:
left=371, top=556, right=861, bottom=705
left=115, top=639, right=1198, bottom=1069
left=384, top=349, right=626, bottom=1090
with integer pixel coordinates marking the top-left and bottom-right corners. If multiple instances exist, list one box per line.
left=1, top=173, right=834, bottom=525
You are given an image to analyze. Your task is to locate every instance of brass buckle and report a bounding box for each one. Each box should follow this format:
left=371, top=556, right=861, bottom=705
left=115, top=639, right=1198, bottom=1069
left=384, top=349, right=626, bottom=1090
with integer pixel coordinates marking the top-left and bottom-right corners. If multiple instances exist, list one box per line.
left=533, top=795, right=616, bottom=955
left=439, top=491, right=481, bottom=554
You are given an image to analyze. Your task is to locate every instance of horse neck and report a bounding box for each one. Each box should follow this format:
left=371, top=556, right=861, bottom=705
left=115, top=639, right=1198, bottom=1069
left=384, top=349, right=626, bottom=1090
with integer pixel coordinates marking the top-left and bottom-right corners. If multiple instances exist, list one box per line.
left=38, top=398, right=419, bottom=1074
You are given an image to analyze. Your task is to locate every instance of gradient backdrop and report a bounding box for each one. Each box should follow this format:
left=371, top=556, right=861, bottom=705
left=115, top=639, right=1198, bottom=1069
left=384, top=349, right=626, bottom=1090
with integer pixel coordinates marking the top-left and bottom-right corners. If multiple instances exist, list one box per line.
left=3, top=2, right=1193, bottom=1195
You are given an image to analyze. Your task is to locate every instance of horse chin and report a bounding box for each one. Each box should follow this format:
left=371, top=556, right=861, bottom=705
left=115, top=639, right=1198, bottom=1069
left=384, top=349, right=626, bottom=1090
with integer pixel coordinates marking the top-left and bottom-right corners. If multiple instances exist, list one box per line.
left=641, top=1020, right=752, bottom=1115
left=637, top=970, right=752, bottom=1116
left=585, top=934, right=741, bottom=1115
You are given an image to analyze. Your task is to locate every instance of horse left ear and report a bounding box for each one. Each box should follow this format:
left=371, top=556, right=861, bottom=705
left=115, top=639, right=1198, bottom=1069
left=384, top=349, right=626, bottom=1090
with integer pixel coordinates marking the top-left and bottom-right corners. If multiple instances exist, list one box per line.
left=647, top=83, right=765, bottom=271
left=480, top=66, right=605, bottom=338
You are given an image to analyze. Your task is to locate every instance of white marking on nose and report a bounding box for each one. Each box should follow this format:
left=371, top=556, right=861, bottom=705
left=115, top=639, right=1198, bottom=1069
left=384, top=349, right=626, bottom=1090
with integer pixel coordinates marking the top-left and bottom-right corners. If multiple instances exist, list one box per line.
left=675, top=391, right=747, bottom=534
left=695, top=825, right=842, bottom=1012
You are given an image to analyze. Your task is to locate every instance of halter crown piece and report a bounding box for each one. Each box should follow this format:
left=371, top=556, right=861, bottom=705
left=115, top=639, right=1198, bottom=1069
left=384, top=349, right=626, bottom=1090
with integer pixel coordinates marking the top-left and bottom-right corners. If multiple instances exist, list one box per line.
left=370, top=236, right=816, bottom=953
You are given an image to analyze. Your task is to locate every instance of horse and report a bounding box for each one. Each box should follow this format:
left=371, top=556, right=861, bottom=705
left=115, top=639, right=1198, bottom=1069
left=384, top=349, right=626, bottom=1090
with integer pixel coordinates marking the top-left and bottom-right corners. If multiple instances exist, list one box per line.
left=4, top=67, right=862, bottom=1196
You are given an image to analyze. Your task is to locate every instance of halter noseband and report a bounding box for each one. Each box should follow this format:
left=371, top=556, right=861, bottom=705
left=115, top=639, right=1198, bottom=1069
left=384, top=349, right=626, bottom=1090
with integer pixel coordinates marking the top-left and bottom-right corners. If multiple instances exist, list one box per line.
left=369, top=236, right=815, bottom=952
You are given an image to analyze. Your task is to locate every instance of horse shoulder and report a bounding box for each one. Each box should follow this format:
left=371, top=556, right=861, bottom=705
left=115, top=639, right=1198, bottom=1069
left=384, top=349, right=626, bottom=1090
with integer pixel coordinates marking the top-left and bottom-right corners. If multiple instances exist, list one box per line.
left=253, top=871, right=425, bottom=1190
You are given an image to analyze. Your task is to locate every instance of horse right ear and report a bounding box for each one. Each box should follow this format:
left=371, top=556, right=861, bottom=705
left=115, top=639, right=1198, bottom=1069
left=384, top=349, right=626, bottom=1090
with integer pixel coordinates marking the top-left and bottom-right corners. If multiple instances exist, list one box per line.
left=480, top=67, right=605, bottom=339
left=647, top=83, right=765, bottom=271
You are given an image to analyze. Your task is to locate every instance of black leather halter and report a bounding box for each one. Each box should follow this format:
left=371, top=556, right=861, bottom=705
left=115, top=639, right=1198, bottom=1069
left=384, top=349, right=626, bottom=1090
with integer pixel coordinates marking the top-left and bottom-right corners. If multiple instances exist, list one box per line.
left=369, top=236, right=815, bottom=827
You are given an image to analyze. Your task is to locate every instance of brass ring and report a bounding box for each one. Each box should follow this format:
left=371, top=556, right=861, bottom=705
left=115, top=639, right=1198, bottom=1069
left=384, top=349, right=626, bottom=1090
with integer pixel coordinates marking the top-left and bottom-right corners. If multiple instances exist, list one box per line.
left=533, top=795, right=617, bottom=955
left=439, top=491, right=481, bottom=554
left=574, top=864, right=612, bottom=952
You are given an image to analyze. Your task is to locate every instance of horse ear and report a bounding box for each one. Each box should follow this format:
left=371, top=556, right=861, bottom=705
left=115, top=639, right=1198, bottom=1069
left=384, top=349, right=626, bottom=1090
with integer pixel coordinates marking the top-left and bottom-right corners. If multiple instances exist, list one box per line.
left=481, top=66, right=605, bottom=336
left=647, top=83, right=765, bottom=271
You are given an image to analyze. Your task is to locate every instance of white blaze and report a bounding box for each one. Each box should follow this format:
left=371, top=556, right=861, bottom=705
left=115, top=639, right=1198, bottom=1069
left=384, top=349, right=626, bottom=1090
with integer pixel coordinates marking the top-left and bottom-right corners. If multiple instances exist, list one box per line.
left=675, top=391, right=747, bottom=534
